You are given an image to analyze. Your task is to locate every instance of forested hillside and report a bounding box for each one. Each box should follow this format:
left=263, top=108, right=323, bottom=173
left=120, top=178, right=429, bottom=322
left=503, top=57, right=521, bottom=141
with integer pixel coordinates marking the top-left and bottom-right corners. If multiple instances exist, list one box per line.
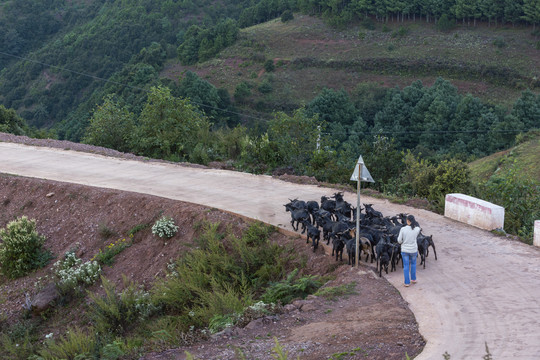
left=0, top=0, right=539, bottom=241
left=1, top=0, right=539, bottom=138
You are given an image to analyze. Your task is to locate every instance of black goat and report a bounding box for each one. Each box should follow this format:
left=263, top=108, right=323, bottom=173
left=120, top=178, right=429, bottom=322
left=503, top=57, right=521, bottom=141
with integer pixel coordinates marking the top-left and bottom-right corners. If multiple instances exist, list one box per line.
left=364, top=203, right=383, bottom=219
left=302, top=220, right=320, bottom=252
left=286, top=198, right=307, bottom=210
left=313, top=209, right=333, bottom=228
left=284, top=203, right=309, bottom=232
left=346, top=237, right=356, bottom=267
left=417, top=233, right=436, bottom=269
left=328, top=221, right=353, bottom=245
left=359, top=236, right=373, bottom=263
left=333, top=192, right=353, bottom=218
left=321, top=219, right=337, bottom=244
left=379, top=252, right=390, bottom=277
left=425, top=235, right=437, bottom=261
left=332, top=236, right=345, bottom=261
left=320, top=196, right=336, bottom=214
left=306, top=200, right=320, bottom=224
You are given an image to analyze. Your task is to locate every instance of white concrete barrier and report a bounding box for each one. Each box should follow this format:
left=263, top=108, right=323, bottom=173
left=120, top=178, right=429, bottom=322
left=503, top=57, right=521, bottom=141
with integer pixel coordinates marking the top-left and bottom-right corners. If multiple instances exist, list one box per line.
left=534, top=220, right=540, bottom=247
left=444, top=193, right=504, bottom=231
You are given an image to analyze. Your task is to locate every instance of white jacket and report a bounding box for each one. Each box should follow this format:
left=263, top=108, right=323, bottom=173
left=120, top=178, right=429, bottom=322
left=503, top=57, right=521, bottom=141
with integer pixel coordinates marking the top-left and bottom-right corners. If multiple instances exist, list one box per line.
left=397, top=225, right=421, bottom=253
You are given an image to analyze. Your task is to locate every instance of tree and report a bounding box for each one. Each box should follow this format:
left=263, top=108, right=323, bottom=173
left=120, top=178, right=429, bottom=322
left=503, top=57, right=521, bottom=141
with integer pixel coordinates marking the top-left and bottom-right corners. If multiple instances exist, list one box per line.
left=511, top=89, right=540, bottom=130
left=177, top=25, right=203, bottom=65
left=360, top=135, right=404, bottom=191
left=307, top=88, right=359, bottom=126
left=0, top=104, right=27, bottom=135
left=83, top=95, right=135, bottom=152
left=267, top=108, right=322, bottom=172
left=234, top=81, right=252, bottom=103
left=412, top=78, right=459, bottom=150
left=451, top=94, right=485, bottom=147
left=373, top=92, right=414, bottom=148
left=352, top=82, right=389, bottom=128
left=428, top=158, right=472, bottom=210
left=522, top=0, right=540, bottom=28
left=134, top=86, right=210, bottom=160
left=504, top=0, right=524, bottom=25
left=281, top=9, right=294, bottom=22
left=177, top=71, right=221, bottom=120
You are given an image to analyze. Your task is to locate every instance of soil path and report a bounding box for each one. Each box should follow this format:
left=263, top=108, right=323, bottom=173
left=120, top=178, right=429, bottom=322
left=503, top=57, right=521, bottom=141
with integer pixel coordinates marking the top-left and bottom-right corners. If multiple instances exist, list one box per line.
left=1, top=142, right=540, bottom=359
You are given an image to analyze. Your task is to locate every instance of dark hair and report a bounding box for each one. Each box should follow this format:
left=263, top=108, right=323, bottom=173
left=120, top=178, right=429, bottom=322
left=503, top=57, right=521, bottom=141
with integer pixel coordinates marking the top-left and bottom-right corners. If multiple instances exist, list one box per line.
left=407, top=214, right=416, bottom=229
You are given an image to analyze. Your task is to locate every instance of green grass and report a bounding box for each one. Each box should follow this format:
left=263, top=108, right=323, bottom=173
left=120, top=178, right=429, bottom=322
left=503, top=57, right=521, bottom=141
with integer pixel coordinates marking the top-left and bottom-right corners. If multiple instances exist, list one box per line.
left=314, top=281, right=357, bottom=302
left=469, top=131, right=540, bottom=183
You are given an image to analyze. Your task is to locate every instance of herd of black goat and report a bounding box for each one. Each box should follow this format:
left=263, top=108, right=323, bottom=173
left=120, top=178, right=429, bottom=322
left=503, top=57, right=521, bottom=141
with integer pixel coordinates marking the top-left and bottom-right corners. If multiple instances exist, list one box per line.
left=284, top=192, right=437, bottom=277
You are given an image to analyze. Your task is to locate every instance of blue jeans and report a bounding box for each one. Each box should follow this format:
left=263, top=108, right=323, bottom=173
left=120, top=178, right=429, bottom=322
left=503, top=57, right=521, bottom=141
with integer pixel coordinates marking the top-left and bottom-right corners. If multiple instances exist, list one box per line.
left=401, top=252, right=417, bottom=285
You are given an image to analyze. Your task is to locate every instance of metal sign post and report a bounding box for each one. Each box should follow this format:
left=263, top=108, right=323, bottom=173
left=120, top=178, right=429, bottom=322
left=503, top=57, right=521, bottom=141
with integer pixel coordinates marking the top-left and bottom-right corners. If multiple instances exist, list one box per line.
left=350, top=155, right=374, bottom=267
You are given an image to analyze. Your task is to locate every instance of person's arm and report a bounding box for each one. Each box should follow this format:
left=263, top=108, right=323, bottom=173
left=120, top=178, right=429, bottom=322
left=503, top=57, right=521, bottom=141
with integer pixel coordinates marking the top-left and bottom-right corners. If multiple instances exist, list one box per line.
left=398, top=227, right=404, bottom=244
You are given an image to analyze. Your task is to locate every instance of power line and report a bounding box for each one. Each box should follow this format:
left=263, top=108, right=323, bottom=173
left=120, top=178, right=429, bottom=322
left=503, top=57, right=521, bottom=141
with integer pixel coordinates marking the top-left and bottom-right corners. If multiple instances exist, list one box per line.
left=334, top=129, right=530, bottom=136
left=0, top=50, right=535, bottom=136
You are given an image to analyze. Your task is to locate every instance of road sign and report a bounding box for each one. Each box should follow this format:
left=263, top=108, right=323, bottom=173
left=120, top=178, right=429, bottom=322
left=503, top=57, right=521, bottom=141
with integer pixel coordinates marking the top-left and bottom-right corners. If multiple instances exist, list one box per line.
left=350, top=155, right=374, bottom=183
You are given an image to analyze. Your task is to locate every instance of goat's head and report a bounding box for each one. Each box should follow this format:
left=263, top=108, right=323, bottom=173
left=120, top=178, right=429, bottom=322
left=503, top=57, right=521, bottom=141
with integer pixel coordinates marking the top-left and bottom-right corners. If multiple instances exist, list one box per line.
left=332, top=192, right=344, bottom=201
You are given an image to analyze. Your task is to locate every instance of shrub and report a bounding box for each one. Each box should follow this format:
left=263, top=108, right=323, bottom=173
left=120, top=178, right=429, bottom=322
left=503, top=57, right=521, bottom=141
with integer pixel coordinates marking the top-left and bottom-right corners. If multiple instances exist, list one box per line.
left=264, top=59, right=275, bottom=72
left=436, top=14, right=455, bottom=32
left=98, top=223, right=116, bottom=240
left=493, top=37, right=507, bottom=49
left=234, top=81, right=252, bottom=103
left=401, top=153, right=472, bottom=212
left=261, top=269, right=323, bottom=305
left=361, top=17, right=375, bottom=30
left=53, top=251, right=101, bottom=294
left=258, top=80, right=273, bottom=94
left=391, top=26, right=409, bottom=38
left=93, top=237, right=132, bottom=266
left=0, top=319, right=40, bottom=359
left=477, top=167, right=539, bottom=242
left=0, top=332, right=36, bottom=359
left=152, top=216, right=179, bottom=239
left=0, top=216, right=52, bottom=278
left=401, top=151, right=436, bottom=198
left=152, top=221, right=289, bottom=330
left=128, top=223, right=150, bottom=237
left=88, top=276, right=158, bottom=335
left=428, top=158, right=472, bottom=206
left=34, top=327, right=96, bottom=360
left=281, top=10, right=294, bottom=22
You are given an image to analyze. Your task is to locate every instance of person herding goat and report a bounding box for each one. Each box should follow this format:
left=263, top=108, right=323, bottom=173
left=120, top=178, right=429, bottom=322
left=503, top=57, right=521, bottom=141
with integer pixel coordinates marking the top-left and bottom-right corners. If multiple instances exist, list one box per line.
left=397, top=214, right=421, bottom=287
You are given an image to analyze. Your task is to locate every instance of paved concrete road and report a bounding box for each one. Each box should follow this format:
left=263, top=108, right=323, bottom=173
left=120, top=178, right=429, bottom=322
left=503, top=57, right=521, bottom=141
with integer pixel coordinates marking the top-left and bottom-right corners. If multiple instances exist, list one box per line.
left=1, top=142, right=540, bottom=359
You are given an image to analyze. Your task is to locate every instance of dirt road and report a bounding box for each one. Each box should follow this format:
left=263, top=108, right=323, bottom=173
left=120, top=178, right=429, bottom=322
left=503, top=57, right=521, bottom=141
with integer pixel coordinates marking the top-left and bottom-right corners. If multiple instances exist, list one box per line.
left=1, top=142, right=539, bottom=359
